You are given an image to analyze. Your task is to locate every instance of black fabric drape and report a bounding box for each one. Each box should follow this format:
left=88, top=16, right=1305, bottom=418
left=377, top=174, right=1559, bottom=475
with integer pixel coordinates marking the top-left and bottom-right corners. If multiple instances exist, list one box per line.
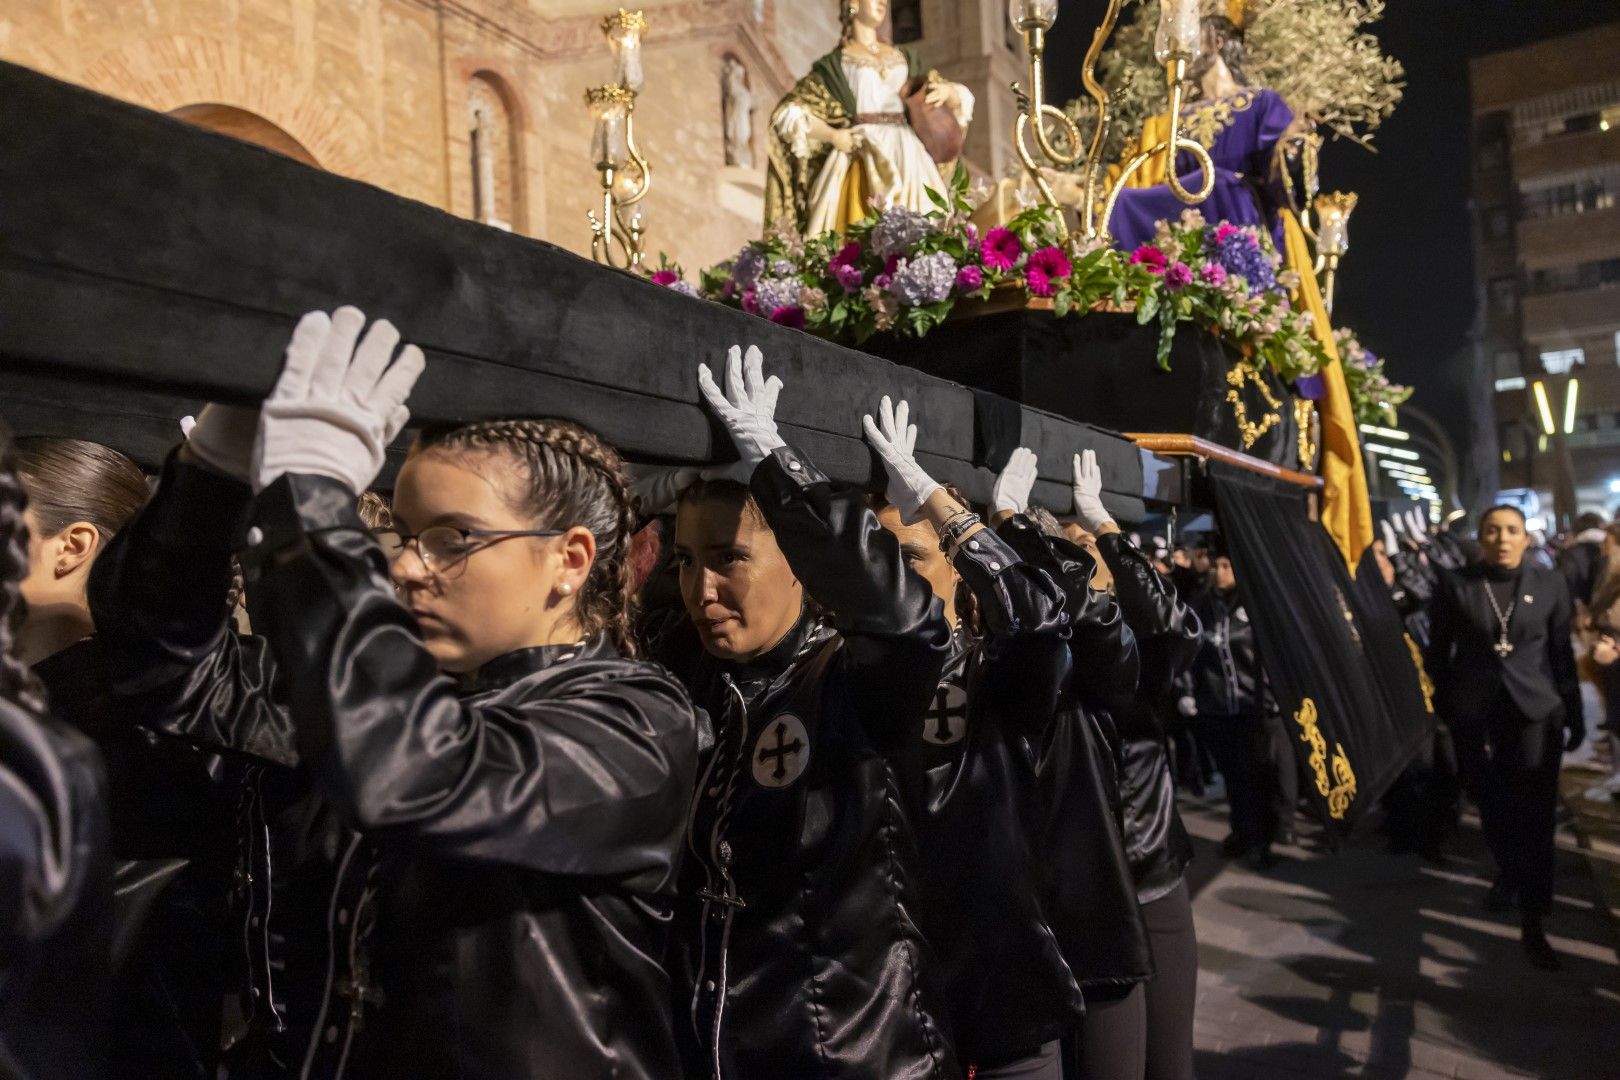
left=1211, top=464, right=1433, bottom=838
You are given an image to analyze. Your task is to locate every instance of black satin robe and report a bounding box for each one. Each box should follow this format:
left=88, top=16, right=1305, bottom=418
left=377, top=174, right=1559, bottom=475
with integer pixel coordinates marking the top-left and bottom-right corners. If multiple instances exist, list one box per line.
left=659, top=446, right=959, bottom=1080
left=908, top=523, right=1082, bottom=1067
left=1093, top=533, right=1199, bottom=904
left=995, top=518, right=1154, bottom=989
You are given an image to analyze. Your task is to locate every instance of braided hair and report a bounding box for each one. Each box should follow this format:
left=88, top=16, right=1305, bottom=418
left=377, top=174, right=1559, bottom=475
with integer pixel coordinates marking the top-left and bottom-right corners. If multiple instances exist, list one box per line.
left=0, top=430, right=47, bottom=717
left=417, top=419, right=641, bottom=656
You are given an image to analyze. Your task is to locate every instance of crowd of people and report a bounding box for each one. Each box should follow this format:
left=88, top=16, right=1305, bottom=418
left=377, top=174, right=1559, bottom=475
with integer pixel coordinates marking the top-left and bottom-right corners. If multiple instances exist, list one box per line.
left=0, top=305, right=1603, bottom=1080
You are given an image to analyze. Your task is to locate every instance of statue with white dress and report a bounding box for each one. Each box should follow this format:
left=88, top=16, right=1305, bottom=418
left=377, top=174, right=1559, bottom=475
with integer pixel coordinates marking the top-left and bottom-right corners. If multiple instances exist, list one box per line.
left=765, top=0, right=975, bottom=236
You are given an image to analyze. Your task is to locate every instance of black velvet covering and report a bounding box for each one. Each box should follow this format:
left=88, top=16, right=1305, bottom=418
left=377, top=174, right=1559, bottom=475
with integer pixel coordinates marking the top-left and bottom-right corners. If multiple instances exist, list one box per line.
left=1212, top=464, right=1432, bottom=836
left=0, top=60, right=1170, bottom=514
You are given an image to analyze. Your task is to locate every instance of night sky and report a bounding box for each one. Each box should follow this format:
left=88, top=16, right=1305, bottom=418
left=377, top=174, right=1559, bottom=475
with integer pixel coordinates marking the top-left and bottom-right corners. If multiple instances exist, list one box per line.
left=1044, top=0, right=1620, bottom=457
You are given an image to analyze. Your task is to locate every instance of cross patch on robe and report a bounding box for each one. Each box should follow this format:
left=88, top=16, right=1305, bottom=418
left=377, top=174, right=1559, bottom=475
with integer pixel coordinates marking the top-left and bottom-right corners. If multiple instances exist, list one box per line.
left=752, top=714, right=810, bottom=788
left=922, top=682, right=969, bottom=746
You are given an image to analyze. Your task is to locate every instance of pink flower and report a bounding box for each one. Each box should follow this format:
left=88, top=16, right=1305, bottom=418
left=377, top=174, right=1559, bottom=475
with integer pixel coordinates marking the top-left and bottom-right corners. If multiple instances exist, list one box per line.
left=1028, top=246, right=1072, bottom=282
left=1025, top=268, right=1054, bottom=297
left=884, top=253, right=902, bottom=275
left=650, top=269, right=680, bottom=286
left=1130, top=245, right=1167, bottom=273
left=955, top=265, right=984, bottom=292
left=769, top=306, right=806, bottom=329
left=741, top=287, right=759, bottom=314
left=873, top=273, right=894, bottom=290
left=1164, top=262, right=1193, bottom=291
left=981, top=227, right=1024, bottom=270
left=830, top=241, right=863, bottom=269
left=834, top=262, right=865, bottom=293
left=721, top=279, right=737, bottom=298
left=1199, top=263, right=1227, bottom=286
left=1213, top=222, right=1241, bottom=243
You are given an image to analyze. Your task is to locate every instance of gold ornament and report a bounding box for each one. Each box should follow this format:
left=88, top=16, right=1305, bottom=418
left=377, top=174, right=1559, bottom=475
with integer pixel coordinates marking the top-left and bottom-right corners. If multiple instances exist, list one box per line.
left=1225, top=361, right=1282, bottom=450
left=1294, top=398, right=1319, bottom=471
left=1294, top=698, right=1357, bottom=821
left=1405, top=634, right=1436, bottom=714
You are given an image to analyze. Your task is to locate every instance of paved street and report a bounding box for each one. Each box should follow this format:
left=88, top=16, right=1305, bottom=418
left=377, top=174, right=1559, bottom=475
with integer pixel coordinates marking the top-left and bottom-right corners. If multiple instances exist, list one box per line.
left=1183, top=791, right=1620, bottom=1080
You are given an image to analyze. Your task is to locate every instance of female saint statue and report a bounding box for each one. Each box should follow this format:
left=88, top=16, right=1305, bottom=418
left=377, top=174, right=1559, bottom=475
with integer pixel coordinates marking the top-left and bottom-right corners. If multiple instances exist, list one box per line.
left=766, top=0, right=974, bottom=236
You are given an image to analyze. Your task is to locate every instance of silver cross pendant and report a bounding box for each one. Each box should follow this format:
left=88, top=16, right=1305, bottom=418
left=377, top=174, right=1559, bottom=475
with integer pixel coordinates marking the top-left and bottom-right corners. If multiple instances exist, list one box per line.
left=1494, top=638, right=1515, bottom=659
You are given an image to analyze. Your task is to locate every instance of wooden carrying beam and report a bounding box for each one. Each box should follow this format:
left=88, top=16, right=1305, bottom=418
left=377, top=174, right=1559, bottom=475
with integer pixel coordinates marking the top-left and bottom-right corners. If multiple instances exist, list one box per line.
left=1126, top=433, right=1325, bottom=491
left=0, top=60, right=1178, bottom=517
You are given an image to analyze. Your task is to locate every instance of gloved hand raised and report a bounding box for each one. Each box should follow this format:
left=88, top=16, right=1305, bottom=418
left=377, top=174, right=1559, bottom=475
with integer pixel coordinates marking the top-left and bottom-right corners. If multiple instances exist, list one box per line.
left=254, top=307, right=425, bottom=494
left=861, top=396, right=940, bottom=525
left=1405, top=509, right=1429, bottom=540
left=184, top=404, right=261, bottom=484
left=990, top=447, right=1038, bottom=516
left=697, top=345, right=786, bottom=479
left=1380, top=520, right=1400, bottom=555
left=1071, top=448, right=1115, bottom=534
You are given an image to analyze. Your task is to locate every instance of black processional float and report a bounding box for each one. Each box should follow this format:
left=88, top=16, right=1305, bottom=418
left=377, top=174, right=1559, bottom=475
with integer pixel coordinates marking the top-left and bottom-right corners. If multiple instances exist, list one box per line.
left=0, top=58, right=1429, bottom=837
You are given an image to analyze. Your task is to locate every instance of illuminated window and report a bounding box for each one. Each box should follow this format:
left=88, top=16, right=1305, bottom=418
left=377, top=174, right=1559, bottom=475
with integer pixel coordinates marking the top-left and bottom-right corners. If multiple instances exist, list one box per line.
left=1495, top=376, right=1527, bottom=391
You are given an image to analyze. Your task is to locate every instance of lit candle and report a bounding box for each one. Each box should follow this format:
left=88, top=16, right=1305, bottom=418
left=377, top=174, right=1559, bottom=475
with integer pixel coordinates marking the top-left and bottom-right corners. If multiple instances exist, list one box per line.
left=1154, top=0, right=1202, bottom=64
left=587, top=89, right=630, bottom=169
left=603, top=9, right=647, bottom=91
left=1007, top=0, right=1058, bottom=33
left=1314, top=192, right=1358, bottom=257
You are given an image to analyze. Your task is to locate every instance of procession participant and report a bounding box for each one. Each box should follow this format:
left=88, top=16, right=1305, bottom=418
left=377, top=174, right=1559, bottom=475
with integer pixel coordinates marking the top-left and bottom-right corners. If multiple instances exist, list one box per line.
left=90, top=306, right=700, bottom=1078
left=866, top=431, right=1078, bottom=1080
left=1426, top=505, right=1584, bottom=971
left=0, top=427, right=111, bottom=1080
left=987, top=474, right=1151, bottom=1080
left=15, top=437, right=235, bottom=1080
left=1067, top=451, right=1202, bottom=1080
left=663, top=346, right=958, bottom=1080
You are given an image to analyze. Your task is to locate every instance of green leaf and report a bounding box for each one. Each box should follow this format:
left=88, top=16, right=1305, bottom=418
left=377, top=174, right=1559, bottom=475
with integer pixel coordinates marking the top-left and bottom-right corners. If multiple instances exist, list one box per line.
left=925, top=185, right=949, bottom=211
left=1136, top=291, right=1160, bottom=324
left=1054, top=290, right=1073, bottom=319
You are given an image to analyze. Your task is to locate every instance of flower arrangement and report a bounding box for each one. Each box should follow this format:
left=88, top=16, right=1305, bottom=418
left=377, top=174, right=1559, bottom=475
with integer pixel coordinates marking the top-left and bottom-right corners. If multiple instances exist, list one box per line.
left=1334, top=328, right=1413, bottom=428
left=650, top=168, right=1330, bottom=387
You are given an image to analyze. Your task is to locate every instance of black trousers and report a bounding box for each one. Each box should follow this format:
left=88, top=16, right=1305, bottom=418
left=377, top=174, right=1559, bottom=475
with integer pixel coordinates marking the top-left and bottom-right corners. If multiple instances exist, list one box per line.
left=1196, top=712, right=1276, bottom=850
left=1141, top=879, right=1197, bottom=1080
left=1455, top=697, right=1562, bottom=917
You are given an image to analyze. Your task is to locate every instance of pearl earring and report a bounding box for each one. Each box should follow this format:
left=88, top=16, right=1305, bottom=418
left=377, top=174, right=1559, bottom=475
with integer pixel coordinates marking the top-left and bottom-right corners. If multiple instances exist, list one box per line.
left=557, top=582, right=574, bottom=596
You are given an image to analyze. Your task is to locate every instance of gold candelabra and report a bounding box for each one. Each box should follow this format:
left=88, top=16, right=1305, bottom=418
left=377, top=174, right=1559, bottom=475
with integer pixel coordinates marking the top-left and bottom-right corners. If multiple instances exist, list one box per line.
left=1312, top=191, right=1357, bottom=316
left=1092, top=0, right=1215, bottom=240
left=586, top=9, right=651, bottom=270
left=1007, top=0, right=1083, bottom=233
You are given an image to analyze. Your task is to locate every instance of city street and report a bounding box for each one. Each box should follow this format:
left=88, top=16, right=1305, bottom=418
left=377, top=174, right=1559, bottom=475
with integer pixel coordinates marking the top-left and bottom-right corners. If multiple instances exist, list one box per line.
left=1184, top=794, right=1620, bottom=1080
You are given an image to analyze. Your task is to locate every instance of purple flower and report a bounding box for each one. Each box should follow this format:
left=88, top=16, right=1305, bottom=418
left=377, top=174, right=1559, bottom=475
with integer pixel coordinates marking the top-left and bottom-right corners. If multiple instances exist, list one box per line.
left=982, top=227, right=1024, bottom=271
left=1164, top=262, right=1193, bottom=291
left=771, top=259, right=797, bottom=278
left=871, top=206, right=931, bottom=259
left=740, top=287, right=759, bottom=314
left=955, top=265, right=984, bottom=293
left=768, top=306, right=807, bottom=329
left=732, top=246, right=765, bottom=288
left=1204, top=224, right=1278, bottom=293
left=834, top=262, right=865, bottom=293
left=873, top=273, right=894, bottom=290
left=671, top=281, right=700, bottom=298
left=891, top=251, right=959, bottom=305
left=1028, top=246, right=1072, bottom=281
left=1025, top=268, right=1054, bottom=297
left=1199, top=263, right=1228, bottom=286
left=1295, top=373, right=1326, bottom=401
left=830, top=241, right=863, bottom=269
left=755, top=276, right=802, bottom=314
left=650, top=269, right=680, bottom=286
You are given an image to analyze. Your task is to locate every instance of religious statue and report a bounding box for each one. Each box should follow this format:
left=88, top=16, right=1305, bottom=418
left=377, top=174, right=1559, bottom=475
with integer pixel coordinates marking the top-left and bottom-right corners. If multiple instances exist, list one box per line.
left=723, top=56, right=755, bottom=169
left=1106, top=14, right=1315, bottom=254
left=765, top=0, right=975, bottom=236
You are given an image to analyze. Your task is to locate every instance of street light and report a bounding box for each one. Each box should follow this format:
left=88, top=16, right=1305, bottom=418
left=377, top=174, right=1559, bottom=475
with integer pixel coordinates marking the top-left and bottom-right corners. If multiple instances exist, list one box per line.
left=1532, top=380, right=1557, bottom=436
left=1563, top=377, right=1580, bottom=435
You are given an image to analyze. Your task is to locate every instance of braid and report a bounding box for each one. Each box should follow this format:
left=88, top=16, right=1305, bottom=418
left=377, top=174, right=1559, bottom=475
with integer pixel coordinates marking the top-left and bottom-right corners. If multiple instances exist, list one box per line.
left=418, top=419, right=640, bottom=656
left=0, top=448, right=47, bottom=717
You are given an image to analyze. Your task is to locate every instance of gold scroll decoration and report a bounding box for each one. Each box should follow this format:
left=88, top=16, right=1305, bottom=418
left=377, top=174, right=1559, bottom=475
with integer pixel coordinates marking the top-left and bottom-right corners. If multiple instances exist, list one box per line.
left=1294, top=399, right=1319, bottom=471
left=1293, top=698, right=1357, bottom=821
left=1227, top=362, right=1283, bottom=450
left=1405, top=634, right=1436, bottom=714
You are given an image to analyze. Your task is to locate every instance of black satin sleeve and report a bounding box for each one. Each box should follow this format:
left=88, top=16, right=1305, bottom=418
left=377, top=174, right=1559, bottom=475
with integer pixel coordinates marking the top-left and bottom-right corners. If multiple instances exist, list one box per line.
left=749, top=446, right=952, bottom=744
left=246, top=474, right=697, bottom=883
left=996, top=517, right=1140, bottom=708
left=0, top=700, right=105, bottom=960
left=86, top=452, right=297, bottom=766
left=1096, top=532, right=1201, bottom=701
left=953, top=522, right=1071, bottom=736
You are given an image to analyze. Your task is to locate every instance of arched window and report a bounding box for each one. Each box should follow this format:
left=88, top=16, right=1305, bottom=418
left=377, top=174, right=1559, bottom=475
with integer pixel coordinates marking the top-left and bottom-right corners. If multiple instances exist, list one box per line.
left=168, top=104, right=320, bottom=167
left=891, top=0, right=923, bottom=44
left=467, top=74, right=519, bottom=231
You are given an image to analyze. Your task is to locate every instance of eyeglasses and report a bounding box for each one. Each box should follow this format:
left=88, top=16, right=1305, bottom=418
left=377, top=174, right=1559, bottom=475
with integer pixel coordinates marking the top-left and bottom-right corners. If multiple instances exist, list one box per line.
left=374, top=525, right=563, bottom=579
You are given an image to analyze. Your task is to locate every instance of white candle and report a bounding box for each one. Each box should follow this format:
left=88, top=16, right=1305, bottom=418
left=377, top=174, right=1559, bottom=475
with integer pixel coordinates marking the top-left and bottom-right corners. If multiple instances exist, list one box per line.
left=1155, top=0, right=1202, bottom=64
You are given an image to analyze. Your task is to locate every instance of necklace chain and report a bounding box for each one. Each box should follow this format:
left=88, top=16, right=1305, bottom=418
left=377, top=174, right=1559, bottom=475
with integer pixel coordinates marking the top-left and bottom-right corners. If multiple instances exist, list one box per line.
left=1483, top=580, right=1516, bottom=655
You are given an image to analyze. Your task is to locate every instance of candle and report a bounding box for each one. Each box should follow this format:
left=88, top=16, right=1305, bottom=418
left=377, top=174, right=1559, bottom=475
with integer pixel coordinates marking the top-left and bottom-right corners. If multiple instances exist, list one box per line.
left=1155, top=0, right=1202, bottom=64
left=1007, top=0, right=1058, bottom=32
left=1314, top=192, right=1358, bottom=257
left=587, top=90, right=631, bottom=169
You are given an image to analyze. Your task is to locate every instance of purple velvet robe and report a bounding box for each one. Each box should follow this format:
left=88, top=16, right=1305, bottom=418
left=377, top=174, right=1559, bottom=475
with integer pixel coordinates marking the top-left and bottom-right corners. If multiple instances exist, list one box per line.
left=1109, top=88, right=1295, bottom=252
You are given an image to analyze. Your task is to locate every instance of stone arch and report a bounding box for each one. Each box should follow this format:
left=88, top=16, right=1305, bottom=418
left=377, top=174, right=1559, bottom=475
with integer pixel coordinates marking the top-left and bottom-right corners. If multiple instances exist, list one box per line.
left=465, top=70, right=525, bottom=232
left=74, top=34, right=374, bottom=180
left=168, top=104, right=321, bottom=167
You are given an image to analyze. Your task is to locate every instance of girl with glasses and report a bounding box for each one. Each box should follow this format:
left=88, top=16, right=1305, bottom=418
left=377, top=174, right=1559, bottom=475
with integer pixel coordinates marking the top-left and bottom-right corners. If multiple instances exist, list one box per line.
left=88, top=306, right=699, bottom=1079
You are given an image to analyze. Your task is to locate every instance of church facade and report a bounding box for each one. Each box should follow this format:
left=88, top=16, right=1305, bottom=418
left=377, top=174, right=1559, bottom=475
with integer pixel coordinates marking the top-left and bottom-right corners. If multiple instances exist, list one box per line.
left=2, top=0, right=1019, bottom=274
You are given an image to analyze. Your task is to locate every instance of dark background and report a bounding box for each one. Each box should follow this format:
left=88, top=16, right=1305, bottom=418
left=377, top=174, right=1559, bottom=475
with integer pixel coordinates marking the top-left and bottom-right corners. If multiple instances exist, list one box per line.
left=1044, top=0, right=1620, bottom=470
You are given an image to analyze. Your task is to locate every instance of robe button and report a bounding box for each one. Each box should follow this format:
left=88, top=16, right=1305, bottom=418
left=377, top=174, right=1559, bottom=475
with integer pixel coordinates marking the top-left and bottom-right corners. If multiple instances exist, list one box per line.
left=787, top=460, right=802, bottom=472
left=704, top=980, right=716, bottom=993
left=245, top=526, right=264, bottom=547
left=989, top=561, right=1002, bottom=571
left=968, top=540, right=981, bottom=551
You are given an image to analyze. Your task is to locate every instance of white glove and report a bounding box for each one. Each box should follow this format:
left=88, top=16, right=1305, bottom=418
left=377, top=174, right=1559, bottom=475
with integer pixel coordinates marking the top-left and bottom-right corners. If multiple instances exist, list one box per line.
left=253, top=307, right=425, bottom=494
left=991, top=447, right=1038, bottom=515
left=1178, top=696, right=1198, bottom=718
left=1380, top=520, right=1400, bottom=554
left=1071, top=449, right=1114, bottom=533
left=697, top=345, right=785, bottom=474
left=184, top=404, right=260, bottom=484
left=631, top=465, right=702, bottom=516
left=1406, top=509, right=1428, bottom=539
left=861, top=396, right=940, bottom=525
left=1389, top=514, right=1407, bottom=535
